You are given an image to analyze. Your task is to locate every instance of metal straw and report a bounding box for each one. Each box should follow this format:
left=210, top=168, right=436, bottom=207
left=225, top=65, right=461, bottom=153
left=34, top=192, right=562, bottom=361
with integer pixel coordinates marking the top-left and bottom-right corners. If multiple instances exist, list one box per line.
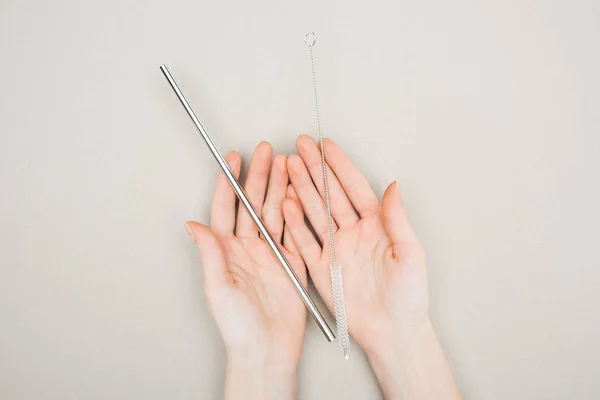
left=160, top=64, right=335, bottom=342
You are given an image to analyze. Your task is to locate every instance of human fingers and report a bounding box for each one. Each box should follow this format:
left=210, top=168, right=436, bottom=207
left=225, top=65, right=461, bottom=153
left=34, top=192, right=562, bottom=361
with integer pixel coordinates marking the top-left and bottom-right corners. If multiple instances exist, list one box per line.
left=262, top=154, right=288, bottom=243
left=322, top=138, right=380, bottom=218
left=210, top=151, right=242, bottom=236
left=236, top=141, right=273, bottom=237
left=287, top=154, right=337, bottom=244
left=296, top=134, right=359, bottom=228
left=185, top=221, right=234, bottom=293
left=283, top=184, right=301, bottom=256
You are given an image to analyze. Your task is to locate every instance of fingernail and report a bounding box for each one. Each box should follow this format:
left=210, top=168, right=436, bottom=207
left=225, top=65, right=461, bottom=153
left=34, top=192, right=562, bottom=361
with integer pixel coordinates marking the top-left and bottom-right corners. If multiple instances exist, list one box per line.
left=297, top=136, right=310, bottom=150
left=394, top=181, right=403, bottom=198
left=255, top=140, right=269, bottom=150
left=227, top=153, right=238, bottom=168
left=274, top=153, right=287, bottom=167
left=184, top=222, right=194, bottom=239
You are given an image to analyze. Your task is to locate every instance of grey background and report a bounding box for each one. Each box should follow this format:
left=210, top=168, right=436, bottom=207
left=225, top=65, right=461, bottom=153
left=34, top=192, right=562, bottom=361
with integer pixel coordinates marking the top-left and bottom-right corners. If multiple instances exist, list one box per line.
left=1, top=0, right=599, bottom=399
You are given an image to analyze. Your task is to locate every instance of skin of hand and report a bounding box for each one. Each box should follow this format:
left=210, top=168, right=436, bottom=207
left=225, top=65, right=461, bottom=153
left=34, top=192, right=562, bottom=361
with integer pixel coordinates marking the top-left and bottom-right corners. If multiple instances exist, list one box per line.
left=185, top=142, right=307, bottom=400
left=283, top=135, right=462, bottom=400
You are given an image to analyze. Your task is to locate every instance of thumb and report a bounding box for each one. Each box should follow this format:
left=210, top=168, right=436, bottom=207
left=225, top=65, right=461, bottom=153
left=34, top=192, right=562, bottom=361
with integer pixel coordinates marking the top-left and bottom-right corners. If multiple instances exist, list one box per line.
left=185, top=221, right=233, bottom=290
left=381, top=182, right=418, bottom=253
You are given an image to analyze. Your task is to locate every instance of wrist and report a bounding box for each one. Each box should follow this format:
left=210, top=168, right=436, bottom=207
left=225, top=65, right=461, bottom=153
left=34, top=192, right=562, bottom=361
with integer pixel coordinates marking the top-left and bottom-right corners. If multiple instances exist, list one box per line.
left=365, top=318, right=435, bottom=367
left=360, top=316, right=434, bottom=358
left=227, top=352, right=299, bottom=375
left=364, top=319, right=461, bottom=400
left=226, top=344, right=300, bottom=372
left=225, top=352, right=298, bottom=400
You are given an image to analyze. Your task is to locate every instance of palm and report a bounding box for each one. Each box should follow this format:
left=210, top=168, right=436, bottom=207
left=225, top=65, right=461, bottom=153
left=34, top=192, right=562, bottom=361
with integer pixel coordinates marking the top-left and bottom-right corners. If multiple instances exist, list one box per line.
left=284, top=135, right=429, bottom=352
left=187, top=143, right=307, bottom=365
left=327, top=216, right=427, bottom=346
left=215, top=236, right=306, bottom=359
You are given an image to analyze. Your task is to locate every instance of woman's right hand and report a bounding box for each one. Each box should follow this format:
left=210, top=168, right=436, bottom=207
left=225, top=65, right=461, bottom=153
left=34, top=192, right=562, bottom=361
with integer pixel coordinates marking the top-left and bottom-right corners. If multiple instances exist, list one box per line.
left=186, top=142, right=307, bottom=400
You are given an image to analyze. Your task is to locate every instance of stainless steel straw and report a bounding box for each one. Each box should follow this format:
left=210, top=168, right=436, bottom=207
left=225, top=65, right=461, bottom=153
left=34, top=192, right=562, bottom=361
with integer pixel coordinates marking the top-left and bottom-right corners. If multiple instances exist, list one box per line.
left=160, top=64, right=336, bottom=342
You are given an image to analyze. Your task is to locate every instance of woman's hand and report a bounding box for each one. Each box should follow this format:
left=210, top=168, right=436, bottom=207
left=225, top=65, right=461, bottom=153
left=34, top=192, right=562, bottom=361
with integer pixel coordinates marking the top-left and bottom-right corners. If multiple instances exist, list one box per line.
left=185, top=142, right=306, bottom=400
left=282, top=135, right=428, bottom=352
left=283, top=135, right=461, bottom=399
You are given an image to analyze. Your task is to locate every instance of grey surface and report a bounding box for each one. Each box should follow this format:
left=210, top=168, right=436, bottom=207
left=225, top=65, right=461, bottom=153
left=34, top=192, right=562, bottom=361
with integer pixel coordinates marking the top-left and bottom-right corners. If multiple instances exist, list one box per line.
left=1, top=0, right=599, bottom=399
